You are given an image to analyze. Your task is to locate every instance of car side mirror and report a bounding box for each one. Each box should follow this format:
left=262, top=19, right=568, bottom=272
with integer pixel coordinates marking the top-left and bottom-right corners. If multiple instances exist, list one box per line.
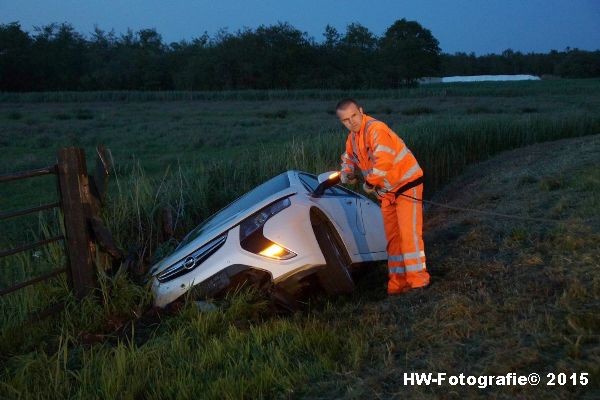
left=313, top=171, right=341, bottom=197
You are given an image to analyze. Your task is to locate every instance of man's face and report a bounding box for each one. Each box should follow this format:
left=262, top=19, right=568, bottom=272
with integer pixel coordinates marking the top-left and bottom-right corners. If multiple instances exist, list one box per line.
left=336, top=103, right=364, bottom=134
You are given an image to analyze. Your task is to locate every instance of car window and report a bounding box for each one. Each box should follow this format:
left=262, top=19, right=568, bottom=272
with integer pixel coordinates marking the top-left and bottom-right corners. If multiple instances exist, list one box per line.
left=298, top=173, right=358, bottom=197
left=178, top=172, right=290, bottom=248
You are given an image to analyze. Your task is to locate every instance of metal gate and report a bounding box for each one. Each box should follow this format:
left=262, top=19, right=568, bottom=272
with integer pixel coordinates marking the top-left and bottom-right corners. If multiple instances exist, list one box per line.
left=0, top=147, right=110, bottom=303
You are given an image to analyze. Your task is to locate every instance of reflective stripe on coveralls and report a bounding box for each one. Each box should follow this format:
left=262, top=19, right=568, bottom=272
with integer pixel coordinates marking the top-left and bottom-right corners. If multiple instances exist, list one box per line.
left=411, top=186, right=423, bottom=271
left=389, top=264, right=428, bottom=274
left=388, top=250, right=425, bottom=262
left=364, top=119, right=377, bottom=163
left=374, top=144, right=395, bottom=156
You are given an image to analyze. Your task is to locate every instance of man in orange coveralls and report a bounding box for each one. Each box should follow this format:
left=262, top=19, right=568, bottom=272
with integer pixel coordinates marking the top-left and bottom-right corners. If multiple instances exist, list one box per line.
left=337, top=98, right=430, bottom=294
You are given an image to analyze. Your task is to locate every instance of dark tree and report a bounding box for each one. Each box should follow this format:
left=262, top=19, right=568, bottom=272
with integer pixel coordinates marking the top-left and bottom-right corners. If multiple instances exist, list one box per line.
left=82, top=27, right=119, bottom=89
left=556, top=49, right=600, bottom=78
left=339, top=23, right=378, bottom=88
left=0, top=22, right=34, bottom=91
left=30, top=23, right=87, bottom=90
left=380, top=18, right=441, bottom=86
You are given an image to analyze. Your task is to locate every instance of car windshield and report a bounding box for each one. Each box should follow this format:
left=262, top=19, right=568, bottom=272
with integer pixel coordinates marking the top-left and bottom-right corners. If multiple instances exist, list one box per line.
left=178, top=172, right=290, bottom=248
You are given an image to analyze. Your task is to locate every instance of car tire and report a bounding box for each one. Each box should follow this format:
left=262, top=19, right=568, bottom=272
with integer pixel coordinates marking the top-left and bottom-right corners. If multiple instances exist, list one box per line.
left=270, top=285, right=299, bottom=313
left=313, top=218, right=355, bottom=295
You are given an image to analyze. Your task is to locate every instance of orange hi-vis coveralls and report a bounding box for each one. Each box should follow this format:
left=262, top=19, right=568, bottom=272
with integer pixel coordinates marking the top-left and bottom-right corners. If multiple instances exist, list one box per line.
left=341, top=115, right=430, bottom=293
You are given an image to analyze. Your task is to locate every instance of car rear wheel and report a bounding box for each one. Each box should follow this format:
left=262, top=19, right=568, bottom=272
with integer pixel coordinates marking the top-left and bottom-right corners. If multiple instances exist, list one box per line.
left=312, top=217, right=355, bottom=295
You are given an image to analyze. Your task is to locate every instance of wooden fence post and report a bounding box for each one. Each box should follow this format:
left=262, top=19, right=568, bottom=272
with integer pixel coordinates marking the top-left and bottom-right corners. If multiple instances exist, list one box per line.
left=57, top=147, right=96, bottom=299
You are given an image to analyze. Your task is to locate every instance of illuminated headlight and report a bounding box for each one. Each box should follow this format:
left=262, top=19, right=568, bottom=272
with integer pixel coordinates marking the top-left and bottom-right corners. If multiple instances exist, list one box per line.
left=240, top=198, right=296, bottom=260
left=258, top=243, right=295, bottom=260
left=156, top=234, right=227, bottom=282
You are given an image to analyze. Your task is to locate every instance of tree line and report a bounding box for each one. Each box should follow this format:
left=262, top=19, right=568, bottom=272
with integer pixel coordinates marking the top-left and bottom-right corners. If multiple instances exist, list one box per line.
left=1, top=20, right=599, bottom=92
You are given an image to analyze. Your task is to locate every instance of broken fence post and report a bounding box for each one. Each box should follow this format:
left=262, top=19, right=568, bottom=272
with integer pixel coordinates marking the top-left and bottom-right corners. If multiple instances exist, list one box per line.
left=57, top=147, right=96, bottom=299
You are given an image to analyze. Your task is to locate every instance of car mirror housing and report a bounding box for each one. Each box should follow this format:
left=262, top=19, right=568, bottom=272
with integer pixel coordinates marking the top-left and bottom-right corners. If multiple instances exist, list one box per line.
left=317, top=171, right=339, bottom=184
left=313, top=171, right=341, bottom=197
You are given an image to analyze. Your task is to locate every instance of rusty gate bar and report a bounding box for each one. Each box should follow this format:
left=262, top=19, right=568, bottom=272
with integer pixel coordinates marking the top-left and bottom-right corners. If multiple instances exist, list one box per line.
left=0, top=202, right=61, bottom=220
left=0, top=267, right=67, bottom=296
left=0, top=162, right=66, bottom=299
left=25, top=301, right=66, bottom=323
left=0, top=165, right=57, bottom=183
left=0, top=235, right=65, bottom=258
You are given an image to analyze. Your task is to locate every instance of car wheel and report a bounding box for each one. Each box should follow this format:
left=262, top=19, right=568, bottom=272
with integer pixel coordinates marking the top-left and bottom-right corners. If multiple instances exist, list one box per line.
left=313, top=218, right=355, bottom=295
left=219, top=269, right=301, bottom=313
left=270, top=285, right=299, bottom=313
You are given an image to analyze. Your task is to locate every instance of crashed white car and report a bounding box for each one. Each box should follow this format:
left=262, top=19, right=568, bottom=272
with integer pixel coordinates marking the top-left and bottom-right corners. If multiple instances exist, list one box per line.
left=149, top=171, right=387, bottom=308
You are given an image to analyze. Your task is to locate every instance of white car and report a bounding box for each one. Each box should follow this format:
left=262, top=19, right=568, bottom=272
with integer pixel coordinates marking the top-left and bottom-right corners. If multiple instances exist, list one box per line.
left=149, top=170, right=387, bottom=308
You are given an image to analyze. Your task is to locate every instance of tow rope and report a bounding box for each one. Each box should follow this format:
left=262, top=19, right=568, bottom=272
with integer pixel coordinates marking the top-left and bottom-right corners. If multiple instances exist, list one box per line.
left=354, top=176, right=587, bottom=225
left=395, top=192, right=577, bottom=224
left=367, top=177, right=578, bottom=224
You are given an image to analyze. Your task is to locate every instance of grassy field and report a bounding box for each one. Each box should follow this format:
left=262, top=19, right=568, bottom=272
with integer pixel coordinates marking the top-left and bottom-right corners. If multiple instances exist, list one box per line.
left=0, top=80, right=599, bottom=398
left=2, top=79, right=599, bottom=244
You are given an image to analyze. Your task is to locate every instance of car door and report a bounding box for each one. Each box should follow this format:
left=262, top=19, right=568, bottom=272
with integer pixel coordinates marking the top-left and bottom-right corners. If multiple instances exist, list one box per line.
left=357, top=196, right=387, bottom=254
left=297, top=173, right=370, bottom=255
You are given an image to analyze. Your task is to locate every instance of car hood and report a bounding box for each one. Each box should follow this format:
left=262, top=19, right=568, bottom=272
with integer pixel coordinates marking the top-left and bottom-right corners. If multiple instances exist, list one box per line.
left=149, top=187, right=297, bottom=277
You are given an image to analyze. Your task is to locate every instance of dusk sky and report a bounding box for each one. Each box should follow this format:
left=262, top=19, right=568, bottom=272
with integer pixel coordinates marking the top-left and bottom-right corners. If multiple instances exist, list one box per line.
left=1, top=0, right=599, bottom=55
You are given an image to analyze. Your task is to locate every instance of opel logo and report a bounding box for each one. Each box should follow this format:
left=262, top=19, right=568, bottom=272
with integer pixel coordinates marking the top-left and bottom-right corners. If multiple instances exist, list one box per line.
left=183, top=256, right=196, bottom=270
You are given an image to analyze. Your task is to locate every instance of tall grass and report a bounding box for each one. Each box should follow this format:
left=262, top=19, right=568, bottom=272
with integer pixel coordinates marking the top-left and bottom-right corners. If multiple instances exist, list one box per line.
left=406, top=112, right=600, bottom=192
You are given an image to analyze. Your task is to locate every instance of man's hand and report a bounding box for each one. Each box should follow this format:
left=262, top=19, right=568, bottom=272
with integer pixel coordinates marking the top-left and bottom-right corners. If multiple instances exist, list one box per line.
left=341, top=171, right=358, bottom=185
left=363, top=182, right=375, bottom=194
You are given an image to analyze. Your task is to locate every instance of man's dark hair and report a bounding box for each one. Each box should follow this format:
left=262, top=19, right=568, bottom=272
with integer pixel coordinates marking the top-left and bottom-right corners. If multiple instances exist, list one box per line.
left=336, top=98, right=360, bottom=110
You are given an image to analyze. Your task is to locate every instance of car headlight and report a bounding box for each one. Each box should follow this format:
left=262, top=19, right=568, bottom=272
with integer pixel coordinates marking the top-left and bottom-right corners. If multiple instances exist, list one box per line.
left=239, top=198, right=296, bottom=260
left=156, top=233, right=227, bottom=282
